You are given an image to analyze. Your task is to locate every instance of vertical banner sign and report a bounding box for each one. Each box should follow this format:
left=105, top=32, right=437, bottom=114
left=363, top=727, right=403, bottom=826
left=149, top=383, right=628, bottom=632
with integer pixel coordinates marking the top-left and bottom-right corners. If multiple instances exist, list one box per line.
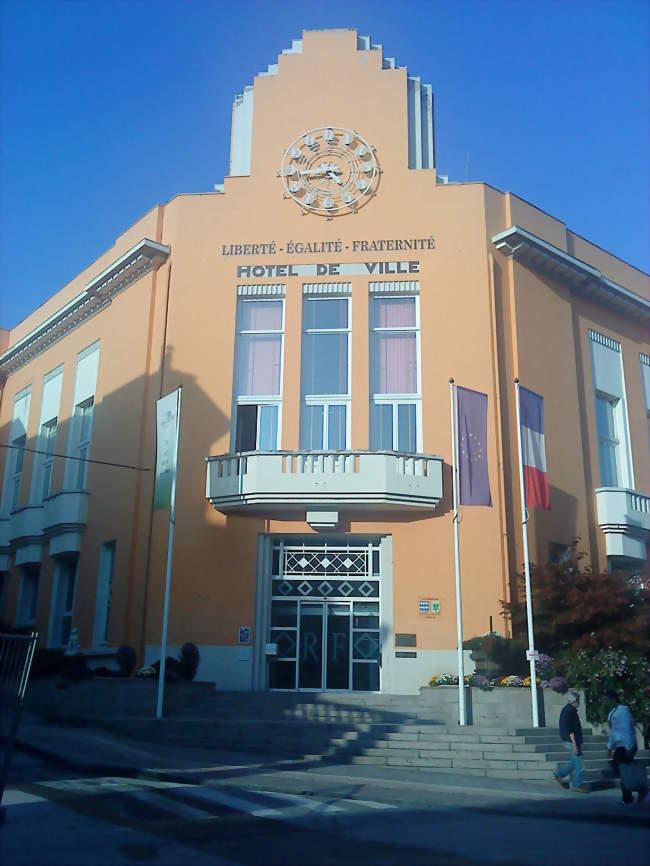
left=155, top=388, right=182, bottom=719
left=154, top=390, right=181, bottom=511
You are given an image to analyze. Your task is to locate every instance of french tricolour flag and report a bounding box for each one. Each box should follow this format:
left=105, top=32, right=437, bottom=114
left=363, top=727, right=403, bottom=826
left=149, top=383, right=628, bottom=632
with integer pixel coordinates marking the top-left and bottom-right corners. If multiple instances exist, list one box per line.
left=519, top=386, right=550, bottom=510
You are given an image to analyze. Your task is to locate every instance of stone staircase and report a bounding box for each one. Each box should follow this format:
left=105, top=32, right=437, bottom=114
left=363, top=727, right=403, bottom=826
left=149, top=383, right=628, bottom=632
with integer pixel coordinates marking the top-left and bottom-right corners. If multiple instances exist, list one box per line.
left=94, top=691, right=649, bottom=791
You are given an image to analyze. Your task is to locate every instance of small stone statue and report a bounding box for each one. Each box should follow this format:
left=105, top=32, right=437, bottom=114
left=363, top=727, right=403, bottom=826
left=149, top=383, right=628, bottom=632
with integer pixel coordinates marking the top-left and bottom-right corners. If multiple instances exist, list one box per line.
left=64, top=627, right=80, bottom=656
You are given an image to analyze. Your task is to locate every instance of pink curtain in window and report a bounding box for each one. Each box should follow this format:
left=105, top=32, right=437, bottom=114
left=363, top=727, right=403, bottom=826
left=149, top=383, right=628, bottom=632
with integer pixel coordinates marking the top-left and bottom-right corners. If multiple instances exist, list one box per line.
left=239, top=335, right=282, bottom=395
left=375, top=333, right=417, bottom=394
left=374, top=297, right=415, bottom=328
left=240, top=301, right=282, bottom=330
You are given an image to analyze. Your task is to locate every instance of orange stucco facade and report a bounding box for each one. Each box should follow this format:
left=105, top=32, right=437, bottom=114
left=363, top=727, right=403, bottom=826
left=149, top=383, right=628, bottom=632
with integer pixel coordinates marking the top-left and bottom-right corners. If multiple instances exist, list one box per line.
left=1, top=30, right=648, bottom=693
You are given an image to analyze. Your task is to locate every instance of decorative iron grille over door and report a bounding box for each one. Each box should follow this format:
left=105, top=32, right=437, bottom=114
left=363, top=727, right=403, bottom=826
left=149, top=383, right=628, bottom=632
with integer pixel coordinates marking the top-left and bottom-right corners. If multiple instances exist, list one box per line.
left=269, top=541, right=380, bottom=691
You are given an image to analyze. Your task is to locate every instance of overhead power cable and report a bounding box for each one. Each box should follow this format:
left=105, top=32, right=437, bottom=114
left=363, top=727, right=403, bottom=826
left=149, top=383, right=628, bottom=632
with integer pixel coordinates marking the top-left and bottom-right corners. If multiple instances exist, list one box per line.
left=0, top=442, right=151, bottom=472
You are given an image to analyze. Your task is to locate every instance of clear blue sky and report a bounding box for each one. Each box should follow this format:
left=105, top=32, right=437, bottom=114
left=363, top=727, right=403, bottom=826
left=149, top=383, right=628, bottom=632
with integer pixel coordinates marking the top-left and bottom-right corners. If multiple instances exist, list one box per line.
left=1, top=0, right=648, bottom=330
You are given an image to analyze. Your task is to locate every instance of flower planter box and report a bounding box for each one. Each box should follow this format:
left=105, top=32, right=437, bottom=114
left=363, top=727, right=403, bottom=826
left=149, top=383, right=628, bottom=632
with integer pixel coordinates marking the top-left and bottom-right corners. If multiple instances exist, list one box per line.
left=419, top=685, right=586, bottom=728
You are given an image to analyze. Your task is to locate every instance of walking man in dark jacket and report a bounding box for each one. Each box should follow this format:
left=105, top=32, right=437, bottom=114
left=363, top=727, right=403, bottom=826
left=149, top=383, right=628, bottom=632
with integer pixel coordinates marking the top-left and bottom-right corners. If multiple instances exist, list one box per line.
left=554, top=690, right=588, bottom=793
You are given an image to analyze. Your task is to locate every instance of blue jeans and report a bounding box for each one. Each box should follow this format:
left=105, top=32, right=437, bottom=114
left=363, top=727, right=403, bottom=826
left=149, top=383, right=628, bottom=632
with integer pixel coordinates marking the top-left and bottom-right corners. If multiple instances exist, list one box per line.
left=557, top=741, right=585, bottom=788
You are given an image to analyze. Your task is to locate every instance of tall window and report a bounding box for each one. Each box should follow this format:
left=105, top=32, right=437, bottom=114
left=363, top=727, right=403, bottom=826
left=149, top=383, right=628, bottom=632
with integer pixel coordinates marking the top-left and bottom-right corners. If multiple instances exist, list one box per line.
left=1, top=387, right=31, bottom=518
left=74, top=398, right=94, bottom=488
left=11, top=434, right=26, bottom=511
left=370, top=295, right=421, bottom=452
left=233, top=299, right=284, bottom=451
left=0, top=572, right=8, bottom=623
left=16, top=566, right=40, bottom=625
left=595, top=395, right=620, bottom=487
left=49, top=557, right=77, bottom=648
left=93, top=541, right=115, bottom=645
left=39, top=418, right=57, bottom=501
left=300, top=297, right=350, bottom=449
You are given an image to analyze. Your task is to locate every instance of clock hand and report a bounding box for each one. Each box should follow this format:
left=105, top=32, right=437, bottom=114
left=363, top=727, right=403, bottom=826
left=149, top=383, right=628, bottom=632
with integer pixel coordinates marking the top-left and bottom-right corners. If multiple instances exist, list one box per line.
left=328, top=171, right=342, bottom=185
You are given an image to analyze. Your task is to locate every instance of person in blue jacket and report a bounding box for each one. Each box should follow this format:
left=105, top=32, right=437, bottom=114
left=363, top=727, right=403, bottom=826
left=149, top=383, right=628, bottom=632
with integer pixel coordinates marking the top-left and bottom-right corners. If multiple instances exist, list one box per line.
left=606, top=689, right=647, bottom=805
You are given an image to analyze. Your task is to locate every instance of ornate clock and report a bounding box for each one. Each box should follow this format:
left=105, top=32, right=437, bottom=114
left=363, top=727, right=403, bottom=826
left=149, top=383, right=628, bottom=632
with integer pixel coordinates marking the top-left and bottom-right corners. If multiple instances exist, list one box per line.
left=279, top=127, right=379, bottom=216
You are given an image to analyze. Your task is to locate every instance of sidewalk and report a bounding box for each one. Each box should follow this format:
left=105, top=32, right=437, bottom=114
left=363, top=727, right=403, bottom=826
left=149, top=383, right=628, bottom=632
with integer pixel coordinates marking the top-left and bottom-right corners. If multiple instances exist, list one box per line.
left=7, top=712, right=648, bottom=817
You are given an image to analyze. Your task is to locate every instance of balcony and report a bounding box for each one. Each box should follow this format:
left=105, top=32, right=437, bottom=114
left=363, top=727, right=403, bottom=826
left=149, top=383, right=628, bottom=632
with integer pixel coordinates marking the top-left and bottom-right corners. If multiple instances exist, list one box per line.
left=43, top=490, right=89, bottom=556
left=0, top=517, right=10, bottom=570
left=9, top=505, right=44, bottom=545
left=595, top=487, right=650, bottom=561
left=206, top=450, right=444, bottom=518
left=8, top=505, right=44, bottom=565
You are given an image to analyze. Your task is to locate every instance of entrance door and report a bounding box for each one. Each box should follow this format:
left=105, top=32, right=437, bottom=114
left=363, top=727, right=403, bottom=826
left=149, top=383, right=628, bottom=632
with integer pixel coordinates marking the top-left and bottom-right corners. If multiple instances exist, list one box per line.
left=297, top=601, right=352, bottom=691
left=326, top=603, right=350, bottom=689
left=269, top=598, right=380, bottom=692
left=298, top=603, right=324, bottom=689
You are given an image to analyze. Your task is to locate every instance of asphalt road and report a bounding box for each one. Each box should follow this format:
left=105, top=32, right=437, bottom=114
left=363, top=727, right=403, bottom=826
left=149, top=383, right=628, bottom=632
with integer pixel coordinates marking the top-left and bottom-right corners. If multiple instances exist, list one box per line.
left=2, top=750, right=649, bottom=866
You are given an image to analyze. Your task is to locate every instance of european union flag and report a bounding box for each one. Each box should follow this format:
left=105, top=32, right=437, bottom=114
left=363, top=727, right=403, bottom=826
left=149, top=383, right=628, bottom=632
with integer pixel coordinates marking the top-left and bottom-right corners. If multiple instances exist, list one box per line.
left=457, top=386, right=492, bottom=506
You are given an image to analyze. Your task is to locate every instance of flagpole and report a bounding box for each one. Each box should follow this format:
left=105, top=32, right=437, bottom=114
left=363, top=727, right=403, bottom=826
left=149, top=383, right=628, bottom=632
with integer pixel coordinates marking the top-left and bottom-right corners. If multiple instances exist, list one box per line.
left=514, top=379, right=539, bottom=728
left=156, top=387, right=182, bottom=720
left=449, top=378, right=466, bottom=726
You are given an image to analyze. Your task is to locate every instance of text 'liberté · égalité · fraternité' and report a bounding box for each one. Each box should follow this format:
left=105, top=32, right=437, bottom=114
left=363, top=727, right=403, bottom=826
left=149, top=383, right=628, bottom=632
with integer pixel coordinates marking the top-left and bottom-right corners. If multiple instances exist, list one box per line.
left=220, top=237, right=435, bottom=256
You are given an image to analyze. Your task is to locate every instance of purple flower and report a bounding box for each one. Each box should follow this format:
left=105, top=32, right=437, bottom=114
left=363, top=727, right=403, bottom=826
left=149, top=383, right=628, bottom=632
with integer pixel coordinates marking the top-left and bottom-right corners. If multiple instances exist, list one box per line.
left=549, top=676, right=568, bottom=694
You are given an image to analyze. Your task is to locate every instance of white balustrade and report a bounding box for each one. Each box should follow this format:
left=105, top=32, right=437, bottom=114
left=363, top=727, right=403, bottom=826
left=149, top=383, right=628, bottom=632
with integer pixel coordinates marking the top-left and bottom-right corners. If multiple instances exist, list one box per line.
left=206, top=450, right=443, bottom=514
left=595, top=486, right=650, bottom=561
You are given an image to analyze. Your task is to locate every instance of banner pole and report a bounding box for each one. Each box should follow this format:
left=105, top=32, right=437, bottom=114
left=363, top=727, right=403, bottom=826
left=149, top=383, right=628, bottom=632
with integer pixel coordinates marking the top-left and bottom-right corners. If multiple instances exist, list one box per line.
left=449, top=378, right=466, bottom=726
left=156, top=387, right=182, bottom=720
left=514, top=379, right=539, bottom=728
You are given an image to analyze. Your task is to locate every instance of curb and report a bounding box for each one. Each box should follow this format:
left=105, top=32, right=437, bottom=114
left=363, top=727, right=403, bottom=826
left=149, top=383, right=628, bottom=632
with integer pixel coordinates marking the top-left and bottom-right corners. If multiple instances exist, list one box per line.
left=13, top=735, right=139, bottom=778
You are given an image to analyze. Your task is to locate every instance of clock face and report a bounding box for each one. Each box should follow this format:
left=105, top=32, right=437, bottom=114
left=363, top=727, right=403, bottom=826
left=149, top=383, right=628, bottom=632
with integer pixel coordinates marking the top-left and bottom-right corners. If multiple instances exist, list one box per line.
left=279, top=127, right=379, bottom=216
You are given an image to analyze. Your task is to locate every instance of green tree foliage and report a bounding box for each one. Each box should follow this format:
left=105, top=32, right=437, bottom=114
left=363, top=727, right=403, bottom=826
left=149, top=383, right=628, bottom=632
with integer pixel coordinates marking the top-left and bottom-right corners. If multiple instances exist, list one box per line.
left=500, top=543, right=649, bottom=656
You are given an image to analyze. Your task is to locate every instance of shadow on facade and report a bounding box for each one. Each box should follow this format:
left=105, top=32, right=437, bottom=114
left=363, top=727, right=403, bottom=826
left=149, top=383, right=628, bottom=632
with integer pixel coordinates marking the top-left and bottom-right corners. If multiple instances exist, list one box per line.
left=0, top=348, right=231, bottom=658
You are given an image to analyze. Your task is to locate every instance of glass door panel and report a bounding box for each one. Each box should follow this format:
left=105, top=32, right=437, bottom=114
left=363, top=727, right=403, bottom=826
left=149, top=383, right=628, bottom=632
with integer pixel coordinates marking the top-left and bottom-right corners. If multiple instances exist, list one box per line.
left=298, top=603, right=323, bottom=689
left=269, top=601, right=297, bottom=689
left=326, top=603, right=350, bottom=690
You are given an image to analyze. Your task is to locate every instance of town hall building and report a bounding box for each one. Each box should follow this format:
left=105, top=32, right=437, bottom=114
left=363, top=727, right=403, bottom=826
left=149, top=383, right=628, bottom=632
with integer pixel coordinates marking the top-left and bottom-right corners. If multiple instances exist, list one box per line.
left=0, top=30, right=648, bottom=693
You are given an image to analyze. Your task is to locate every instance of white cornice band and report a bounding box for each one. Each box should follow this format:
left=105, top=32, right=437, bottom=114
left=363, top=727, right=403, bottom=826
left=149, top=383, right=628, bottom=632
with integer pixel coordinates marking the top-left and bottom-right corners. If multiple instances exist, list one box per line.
left=0, top=239, right=170, bottom=377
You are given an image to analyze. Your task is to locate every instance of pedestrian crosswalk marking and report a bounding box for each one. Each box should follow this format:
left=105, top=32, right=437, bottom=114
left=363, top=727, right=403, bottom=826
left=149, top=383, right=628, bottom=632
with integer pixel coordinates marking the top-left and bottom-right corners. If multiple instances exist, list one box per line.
left=256, top=789, right=345, bottom=814
left=128, top=788, right=216, bottom=822
left=341, top=797, right=396, bottom=810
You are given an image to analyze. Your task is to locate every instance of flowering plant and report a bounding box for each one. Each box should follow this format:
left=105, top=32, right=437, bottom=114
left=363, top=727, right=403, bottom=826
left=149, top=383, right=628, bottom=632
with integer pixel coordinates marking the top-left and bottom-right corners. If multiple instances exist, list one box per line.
left=428, top=673, right=472, bottom=686
left=499, top=675, right=524, bottom=687
left=536, top=653, right=554, bottom=676
left=523, top=676, right=541, bottom=687
left=562, top=648, right=650, bottom=734
left=548, top=676, right=568, bottom=693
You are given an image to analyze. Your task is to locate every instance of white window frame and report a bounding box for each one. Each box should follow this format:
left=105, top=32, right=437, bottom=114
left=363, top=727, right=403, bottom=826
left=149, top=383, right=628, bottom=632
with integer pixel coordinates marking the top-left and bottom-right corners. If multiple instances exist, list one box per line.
left=232, top=298, right=285, bottom=452
left=300, top=296, right=351, bottom=450
left=39, top=417, right=58, bottom=502
left=48, top=557, right=78, bottom=648
left=74, top=398, right=94, bottom=489
left=16, top=566, right=40, bottom=626
left=0, top=387, right=31, bottom=517
left=595, top=392, right=622, bottom=487
left=93, top=541, right=115, bottom=646
left=369, top=294, right=422, bottom=452
left=10, top=434, right=26, bottom=512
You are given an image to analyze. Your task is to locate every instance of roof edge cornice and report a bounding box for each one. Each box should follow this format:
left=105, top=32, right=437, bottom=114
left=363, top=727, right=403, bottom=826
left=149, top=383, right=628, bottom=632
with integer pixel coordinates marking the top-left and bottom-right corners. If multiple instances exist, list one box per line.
left=492, top=226, right=650, bottom=323
left=0, top=239, right=170, bottom=378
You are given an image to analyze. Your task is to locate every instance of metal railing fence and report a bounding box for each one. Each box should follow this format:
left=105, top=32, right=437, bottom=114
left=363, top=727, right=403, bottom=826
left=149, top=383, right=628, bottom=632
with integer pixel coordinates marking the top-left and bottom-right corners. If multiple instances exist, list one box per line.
left=0, top=632, right=38, bottom=817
